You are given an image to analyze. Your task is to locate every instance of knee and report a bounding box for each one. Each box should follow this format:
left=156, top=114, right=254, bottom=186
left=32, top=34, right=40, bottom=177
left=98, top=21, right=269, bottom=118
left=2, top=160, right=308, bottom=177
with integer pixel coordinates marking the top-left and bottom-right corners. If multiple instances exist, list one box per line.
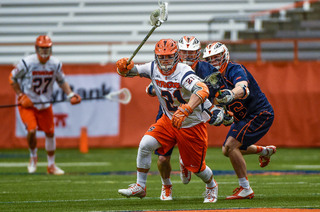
left=158, top=155, right=170, bottom=165
left=28, top=130, right=36, bottom=136
left=45, top=133, right=54, bottom=138
left=222, top=146, right=230, bottom=157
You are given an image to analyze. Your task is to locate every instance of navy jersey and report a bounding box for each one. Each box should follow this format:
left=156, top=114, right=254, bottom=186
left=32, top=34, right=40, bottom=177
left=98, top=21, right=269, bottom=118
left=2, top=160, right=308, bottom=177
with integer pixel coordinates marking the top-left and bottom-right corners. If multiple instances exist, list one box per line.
left=223, top=61, right=273, bottom=122
left=155, top=61, right=220, bottom=121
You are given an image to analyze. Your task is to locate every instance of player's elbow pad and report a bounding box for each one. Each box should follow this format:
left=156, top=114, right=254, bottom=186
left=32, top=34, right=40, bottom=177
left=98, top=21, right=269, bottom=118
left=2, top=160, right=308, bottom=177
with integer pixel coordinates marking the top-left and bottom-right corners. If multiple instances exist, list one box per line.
left=239, top=84, right=250, bottom=99
left=192, top=82, right=209, bottom=103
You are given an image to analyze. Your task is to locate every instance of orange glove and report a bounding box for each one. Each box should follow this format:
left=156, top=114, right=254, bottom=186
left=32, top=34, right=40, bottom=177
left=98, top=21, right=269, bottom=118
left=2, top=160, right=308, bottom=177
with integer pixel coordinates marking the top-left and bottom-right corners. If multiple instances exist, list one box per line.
left=172, top=104, right=193, bottom=129
left=116, top=58, right=134, bottom=77
left=18, top=93, right=33, bottom=108
left=67, top=93, right=81, bottom=105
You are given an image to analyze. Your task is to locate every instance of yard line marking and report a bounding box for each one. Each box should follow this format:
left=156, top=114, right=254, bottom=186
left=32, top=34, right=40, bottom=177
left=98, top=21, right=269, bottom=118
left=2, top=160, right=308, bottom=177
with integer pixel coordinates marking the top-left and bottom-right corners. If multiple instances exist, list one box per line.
left=294, top=165, right=320, bottom=169
left=0, top=162, right=110, bottom=167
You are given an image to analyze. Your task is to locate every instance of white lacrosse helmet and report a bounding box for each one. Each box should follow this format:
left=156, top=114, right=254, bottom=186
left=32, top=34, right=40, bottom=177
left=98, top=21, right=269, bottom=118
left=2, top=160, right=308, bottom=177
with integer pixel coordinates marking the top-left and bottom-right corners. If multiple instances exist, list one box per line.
left=178, top=36, right=201, bottom=69
left=203, top=42, right=230, bottom=73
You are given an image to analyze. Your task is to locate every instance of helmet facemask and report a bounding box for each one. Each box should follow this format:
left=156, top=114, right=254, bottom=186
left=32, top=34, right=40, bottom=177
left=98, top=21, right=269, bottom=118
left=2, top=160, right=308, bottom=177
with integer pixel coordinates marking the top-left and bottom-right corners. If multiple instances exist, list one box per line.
left=154, top=39, right=179, bottom=76
left=36, top=46, right=52, bottom=62
left=35, top=35, right=52, bottom=64
left=178, top=36, right=201, bottom=69
left=203, top=42, right=230, bottom=73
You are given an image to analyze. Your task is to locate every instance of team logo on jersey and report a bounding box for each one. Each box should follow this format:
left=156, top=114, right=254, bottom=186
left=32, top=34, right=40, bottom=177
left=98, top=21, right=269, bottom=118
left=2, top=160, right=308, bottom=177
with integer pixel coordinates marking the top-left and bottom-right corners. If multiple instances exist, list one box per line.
left=154, top=79, right=180, bottom=88
left=148, top=126, right=156, bottom=132
left=32, top=71, right=54, bottom=76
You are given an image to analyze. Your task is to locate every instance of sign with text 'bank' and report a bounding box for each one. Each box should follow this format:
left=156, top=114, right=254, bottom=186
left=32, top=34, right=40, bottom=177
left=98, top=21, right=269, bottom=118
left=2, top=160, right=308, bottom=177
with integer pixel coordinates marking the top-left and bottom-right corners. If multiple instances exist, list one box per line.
left=15, top=73, right=120, bottom=137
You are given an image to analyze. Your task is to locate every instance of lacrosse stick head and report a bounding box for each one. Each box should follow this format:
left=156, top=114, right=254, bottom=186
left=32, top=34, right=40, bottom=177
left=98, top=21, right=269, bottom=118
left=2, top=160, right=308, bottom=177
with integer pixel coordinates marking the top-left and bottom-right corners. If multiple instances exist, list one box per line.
left=156, top=1, right=168, bottom=26
left=204, top=71, right=225, bottom=95
left=105, top=88, right=132, bottom=105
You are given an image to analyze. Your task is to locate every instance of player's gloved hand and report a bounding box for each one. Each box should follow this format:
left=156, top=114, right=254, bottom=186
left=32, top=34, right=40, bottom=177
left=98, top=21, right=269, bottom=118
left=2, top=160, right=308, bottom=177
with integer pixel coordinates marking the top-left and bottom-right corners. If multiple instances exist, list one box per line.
left=204, top=105, right=224, bottom=126
left=146, top=82, right=156, bottom=97
left=216, top=89, right=235, bottom=105
left=18, top=93, right=33, bottom=108
left=67, top=92, right=81, bottom=105
left=149, top=9, right=161, bottom=26
left=223, top=110, right=234, bottom=126
left=172, top=104, right=193, bottom=129
left=116, top=58, right=134, bottom=77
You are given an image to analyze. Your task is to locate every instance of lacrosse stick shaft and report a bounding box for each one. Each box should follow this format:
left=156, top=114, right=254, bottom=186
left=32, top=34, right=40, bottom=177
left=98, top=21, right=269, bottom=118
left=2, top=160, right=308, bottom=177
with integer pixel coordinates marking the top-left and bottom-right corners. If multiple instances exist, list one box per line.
left=0, top=97, right=105, bottom=108
left=127, top=26, right=157, bottom=64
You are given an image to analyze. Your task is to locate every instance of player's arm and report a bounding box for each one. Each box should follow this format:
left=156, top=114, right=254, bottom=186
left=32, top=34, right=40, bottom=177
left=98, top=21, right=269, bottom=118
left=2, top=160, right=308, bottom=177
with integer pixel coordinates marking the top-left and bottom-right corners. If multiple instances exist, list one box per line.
left=172, top=79, right=209, bottom=129
left=9, top=67, right=33, bottom=108
left=116, top=58, right=139, bottom=77
left=216, top=80, right=249, bottom=105
left=59, top=81, right=81, bottom=105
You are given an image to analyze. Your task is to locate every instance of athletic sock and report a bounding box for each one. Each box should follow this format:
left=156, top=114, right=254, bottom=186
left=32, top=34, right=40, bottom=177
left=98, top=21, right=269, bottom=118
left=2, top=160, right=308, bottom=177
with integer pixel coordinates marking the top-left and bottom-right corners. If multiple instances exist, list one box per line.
left=29, top=148, right=37, bottom=158
left=206, top=179, right=217, bottom=188
left=239, top=177, right=250, bottom=189
left=161, top=177, right=172, bottom=186
left=256, top=146, right=267, bottom=156
left=47, top=154, right=55, bottom=167
left=137, top=171, right=148, bottom=188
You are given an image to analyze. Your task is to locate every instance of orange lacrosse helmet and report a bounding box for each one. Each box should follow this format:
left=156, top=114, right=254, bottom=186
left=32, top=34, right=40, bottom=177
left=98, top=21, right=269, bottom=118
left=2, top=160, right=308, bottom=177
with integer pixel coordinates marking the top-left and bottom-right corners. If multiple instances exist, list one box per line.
left=178, top=36, right=201, bottom=70
left=154, top=39, right=179, bottom=76
left=35, top=35, right=52, bottom=64
left=203, top=42, right=230, bottom=73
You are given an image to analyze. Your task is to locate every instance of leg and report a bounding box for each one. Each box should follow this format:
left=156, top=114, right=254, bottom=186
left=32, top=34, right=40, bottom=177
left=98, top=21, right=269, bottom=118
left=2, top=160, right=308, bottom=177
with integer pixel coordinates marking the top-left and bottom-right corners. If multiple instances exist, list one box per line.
left=27, top=130, right=38, bottom=174
left=223, top=136, right=254, bottom=200
left=194, top=165, right=218, bottom=203
left=157, top=155, right=171, bottom=180
left=45, top=133, right=64, bottom=175
left=157, top=155, right=173, bottom=201
left=119, top=135, right=161, bottom=199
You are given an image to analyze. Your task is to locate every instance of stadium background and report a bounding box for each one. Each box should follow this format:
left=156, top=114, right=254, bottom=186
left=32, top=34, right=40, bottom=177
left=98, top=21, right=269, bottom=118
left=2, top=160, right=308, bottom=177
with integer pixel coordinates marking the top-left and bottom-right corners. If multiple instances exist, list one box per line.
left=0, top=0, right=319, bottom=149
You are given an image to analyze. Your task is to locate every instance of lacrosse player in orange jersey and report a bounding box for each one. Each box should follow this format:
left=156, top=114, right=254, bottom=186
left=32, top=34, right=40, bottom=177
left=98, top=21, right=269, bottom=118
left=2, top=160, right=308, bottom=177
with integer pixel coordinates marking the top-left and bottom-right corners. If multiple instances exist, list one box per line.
left=146, top=36, right=230, bottom=200
left=117, top=38, right=218, bottom=203
left=9, top=35, right=81, bottom=175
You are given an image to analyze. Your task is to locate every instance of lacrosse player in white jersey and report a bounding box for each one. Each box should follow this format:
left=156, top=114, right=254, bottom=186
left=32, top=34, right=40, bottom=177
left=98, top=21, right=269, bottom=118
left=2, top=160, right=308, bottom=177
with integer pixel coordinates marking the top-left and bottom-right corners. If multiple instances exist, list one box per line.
left=9, top=35, right=81, bottom=175
left=116, top=38, right=218, bottom=203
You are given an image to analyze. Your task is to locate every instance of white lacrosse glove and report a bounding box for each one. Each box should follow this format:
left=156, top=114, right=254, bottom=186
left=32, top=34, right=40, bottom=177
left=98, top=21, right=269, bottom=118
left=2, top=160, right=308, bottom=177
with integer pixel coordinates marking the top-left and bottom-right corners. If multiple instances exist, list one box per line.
left=149, top=9, right=161, bottom=26
left=203, top=105, right=224, bottom=126
left=216, top=89, right=235, bottom=105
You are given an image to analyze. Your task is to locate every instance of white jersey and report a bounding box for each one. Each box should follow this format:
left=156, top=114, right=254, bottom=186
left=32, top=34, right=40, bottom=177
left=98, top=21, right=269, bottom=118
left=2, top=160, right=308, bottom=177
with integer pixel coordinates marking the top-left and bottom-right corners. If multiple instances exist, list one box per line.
left=11, top=54, right=66, bottom=110
left=136, top=61, right=208, bottom=128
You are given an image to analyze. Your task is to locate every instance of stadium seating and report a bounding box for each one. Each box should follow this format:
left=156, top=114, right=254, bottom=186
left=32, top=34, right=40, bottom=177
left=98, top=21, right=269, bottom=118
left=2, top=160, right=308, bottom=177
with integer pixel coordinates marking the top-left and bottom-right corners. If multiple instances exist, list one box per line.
left=0, top=0, right=316, bottom=64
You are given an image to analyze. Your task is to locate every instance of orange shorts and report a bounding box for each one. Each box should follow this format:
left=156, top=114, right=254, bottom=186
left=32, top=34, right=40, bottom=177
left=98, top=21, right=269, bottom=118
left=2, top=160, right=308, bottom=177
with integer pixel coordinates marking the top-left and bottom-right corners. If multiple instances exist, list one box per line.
left=145, top=115, right=208, bottom=173
left=18, top=105, right=54, bottom=134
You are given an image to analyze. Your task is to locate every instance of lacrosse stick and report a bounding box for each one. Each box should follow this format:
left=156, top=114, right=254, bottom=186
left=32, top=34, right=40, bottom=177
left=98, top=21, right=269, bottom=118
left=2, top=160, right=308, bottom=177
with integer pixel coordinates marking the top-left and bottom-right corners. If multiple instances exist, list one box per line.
left=0, top=88, right=132, bottom=108
left=204, top=71, right=234, bottom=117
left=104, top=88, right=131, bottom=104
left=127, top=1, right=168, bottom=64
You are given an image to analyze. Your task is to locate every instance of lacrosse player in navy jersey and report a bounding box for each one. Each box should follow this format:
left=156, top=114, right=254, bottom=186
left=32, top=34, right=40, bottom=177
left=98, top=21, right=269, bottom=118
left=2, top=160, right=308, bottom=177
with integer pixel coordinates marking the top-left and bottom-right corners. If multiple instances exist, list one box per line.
left=146, top=36, right=232, bottom=200
left=203, top=42, right=276, bottom=200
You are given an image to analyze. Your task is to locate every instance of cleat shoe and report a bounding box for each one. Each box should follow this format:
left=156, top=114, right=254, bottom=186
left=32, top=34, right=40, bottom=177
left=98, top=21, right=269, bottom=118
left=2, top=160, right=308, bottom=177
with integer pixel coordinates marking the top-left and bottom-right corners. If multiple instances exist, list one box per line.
left=118, top=183, right=146, bottom=199
left=28, top=156, right=37, bottom=173
left=203, top=184, right=218, bottom=203
left=160, top=184, right=173, bottom=201
left=226, top=186, right=254, bottom=200
left=47, top=164, right=65, bottom=175
left=259, top=145, right=277, bottom=168
left=179, top=155, right=191, bottom=184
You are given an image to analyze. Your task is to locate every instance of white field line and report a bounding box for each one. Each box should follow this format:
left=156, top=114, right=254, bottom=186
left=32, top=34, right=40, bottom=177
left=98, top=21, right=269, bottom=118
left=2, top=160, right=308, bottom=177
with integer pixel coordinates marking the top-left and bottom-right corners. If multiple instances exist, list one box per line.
left=0, top=162, right=110, bottom=167
left=294, top=165, right=320, bottom=169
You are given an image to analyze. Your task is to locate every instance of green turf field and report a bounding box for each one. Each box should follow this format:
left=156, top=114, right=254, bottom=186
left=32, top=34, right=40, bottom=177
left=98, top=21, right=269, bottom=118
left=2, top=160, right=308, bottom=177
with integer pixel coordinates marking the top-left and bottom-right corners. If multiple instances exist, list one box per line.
left=0, top=147, right=319, bottom=211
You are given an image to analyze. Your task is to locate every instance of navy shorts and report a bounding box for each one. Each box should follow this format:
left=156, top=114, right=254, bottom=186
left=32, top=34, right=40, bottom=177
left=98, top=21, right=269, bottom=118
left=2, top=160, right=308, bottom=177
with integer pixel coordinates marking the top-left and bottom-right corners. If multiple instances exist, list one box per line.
left=223, top=110, right=274, bottom=150
left=154, top=146, right=174, bottom=156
